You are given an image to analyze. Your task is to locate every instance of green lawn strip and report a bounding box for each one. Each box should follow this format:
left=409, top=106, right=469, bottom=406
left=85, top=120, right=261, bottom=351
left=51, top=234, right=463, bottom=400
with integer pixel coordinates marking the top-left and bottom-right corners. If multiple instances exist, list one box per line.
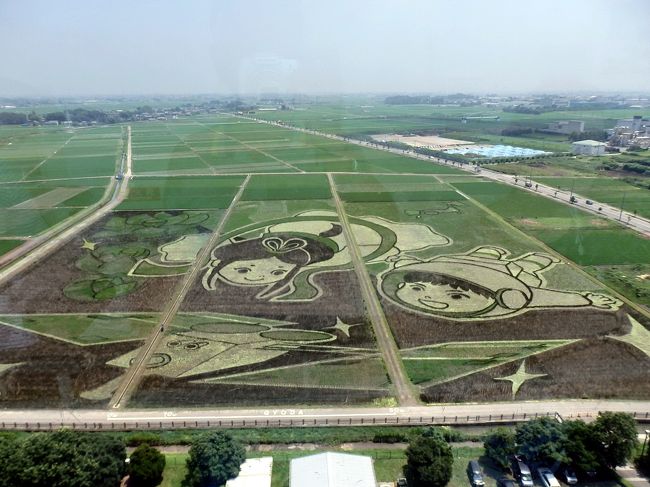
left=134, top=157, right=209, bottom=173
left=0, top=239, right=25, bottom=255
left=59, top=187, right=107, bottom=207
left=160, top=453, right=188, bottom=487
left=214, top=357, right=391, bottom=390
left=0, top=313, right=159, bottom=345
left=586, top=265, right=650, bottom=307
left=529, top=229, right=650, bottom=266
left=339, top=190, right=464, bottom=202
left=0, top=207, right=83, bottom=237
left=117, top=176, right=244, bottom=210
left=242, top=173, right=332, bottom=200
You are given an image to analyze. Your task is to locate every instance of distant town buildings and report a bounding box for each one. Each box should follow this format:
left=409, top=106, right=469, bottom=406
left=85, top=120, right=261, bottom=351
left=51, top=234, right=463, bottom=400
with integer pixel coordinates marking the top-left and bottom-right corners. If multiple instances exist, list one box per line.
left=572, top=140, right=607, bottom=156
left=607, top=115, right=650, bottom=149
left=545, top=120, right=584, bottom=135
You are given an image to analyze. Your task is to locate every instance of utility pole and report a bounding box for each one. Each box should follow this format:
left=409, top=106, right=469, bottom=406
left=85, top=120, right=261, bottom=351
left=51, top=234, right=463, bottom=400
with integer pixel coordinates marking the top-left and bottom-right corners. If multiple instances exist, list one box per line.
left=619, top=191, right=626, bottom=221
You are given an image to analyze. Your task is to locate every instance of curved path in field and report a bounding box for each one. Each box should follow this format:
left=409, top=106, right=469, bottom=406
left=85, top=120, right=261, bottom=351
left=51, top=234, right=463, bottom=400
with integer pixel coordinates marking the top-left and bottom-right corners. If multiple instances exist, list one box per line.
left=243, top=116, right=650, bottom=238
left=0, top=126, right=133, bottom=285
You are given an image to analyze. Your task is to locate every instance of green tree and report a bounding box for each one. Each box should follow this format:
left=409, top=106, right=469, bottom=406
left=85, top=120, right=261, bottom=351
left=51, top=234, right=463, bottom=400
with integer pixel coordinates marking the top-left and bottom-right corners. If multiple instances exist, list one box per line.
left=182, top=431, right=245, bottom=487
left=515, top=417, right=568, bottom=465
left=18, top=430, right=127, bottom=487
left=592, top=412, right=638, bottom=468
left=404, top=434, right=453, bottom=487
left=563, top=420, right=600, bottom=474
left=0, top=434, right=22, bottom=487
left=484, top=428, right=516, bottom=471
left=129, top=444, right=166, bottom=487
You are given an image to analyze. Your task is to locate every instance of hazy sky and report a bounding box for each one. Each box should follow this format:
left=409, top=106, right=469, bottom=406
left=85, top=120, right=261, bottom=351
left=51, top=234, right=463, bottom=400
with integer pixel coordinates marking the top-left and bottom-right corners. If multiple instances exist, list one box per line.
left=1, top=0, right=649, bottom=96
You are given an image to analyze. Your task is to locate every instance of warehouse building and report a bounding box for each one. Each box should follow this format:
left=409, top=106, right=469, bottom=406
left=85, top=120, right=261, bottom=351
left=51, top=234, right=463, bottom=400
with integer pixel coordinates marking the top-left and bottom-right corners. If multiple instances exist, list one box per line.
left=571, top=139, right=607, bottom=156
left=290, top=452, right=377, bottom=487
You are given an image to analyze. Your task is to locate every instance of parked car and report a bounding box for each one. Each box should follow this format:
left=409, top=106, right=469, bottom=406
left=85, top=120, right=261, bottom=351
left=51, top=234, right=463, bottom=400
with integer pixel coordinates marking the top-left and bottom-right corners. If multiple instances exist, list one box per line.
left=397, top=478, right=408, bottom=487
left=537, top=468, right=560, bottom=487
left=511, top=458, right=534, bottom=487
left=498, top=477, right=517, bottom=487
left=562, top=467, right=578, bottom=485
left=467, top=460, right=486, bottom=487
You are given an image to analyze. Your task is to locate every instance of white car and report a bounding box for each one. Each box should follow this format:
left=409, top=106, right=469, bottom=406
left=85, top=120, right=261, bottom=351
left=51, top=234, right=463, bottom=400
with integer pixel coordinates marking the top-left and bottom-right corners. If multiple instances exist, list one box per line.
left=538, top=468, right=560, bottom=487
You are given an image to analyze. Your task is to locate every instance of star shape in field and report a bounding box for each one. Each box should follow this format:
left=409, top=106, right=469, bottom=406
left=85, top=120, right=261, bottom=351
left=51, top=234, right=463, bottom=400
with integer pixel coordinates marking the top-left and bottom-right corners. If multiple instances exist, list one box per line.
left=328, top=317, right=359, bottom=338
left=495, top=360, right=547, bottom=399
left=80, top=239, right=97, bottom=251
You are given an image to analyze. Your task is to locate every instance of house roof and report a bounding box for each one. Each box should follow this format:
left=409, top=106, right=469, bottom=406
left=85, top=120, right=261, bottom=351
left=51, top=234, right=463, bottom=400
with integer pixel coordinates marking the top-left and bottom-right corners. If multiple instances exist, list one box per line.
left=290, top=452, right=377, bottom=487
left=572, top=140, right=607, bottom=146
left=226, top=457, right=273, bottom=487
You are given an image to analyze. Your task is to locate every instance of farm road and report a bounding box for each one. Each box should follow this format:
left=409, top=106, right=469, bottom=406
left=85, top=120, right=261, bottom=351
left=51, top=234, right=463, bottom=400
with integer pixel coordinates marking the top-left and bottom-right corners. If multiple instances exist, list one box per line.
left=0, top=125, right=133, bottom=283
left=109, top=175, right=251, bottom=409
left=328, top=174, right=418, bottom=407
left=240, top=115, right=650, bottom=238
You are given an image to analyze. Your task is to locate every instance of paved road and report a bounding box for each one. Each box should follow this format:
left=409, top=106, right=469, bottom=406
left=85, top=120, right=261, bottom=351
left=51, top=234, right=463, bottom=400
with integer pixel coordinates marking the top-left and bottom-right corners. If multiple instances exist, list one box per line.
left=328, top=174, right=417, bottom=406
left=0, top=126, right=133, bottom=285
left=242, top=116, right=650, bottom=238
left=1, top=399, right=648, bottom=431
left=109, top=175, right=251, bottom=408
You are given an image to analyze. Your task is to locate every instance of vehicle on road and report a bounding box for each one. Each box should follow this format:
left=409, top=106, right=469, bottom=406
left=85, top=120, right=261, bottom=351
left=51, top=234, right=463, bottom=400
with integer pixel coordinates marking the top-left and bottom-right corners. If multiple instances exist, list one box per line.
left=512, top=457, right=534, bottom=487
left=467, top=460, right=486, bottom=487
left=525, top=181, right=532, bottom=188
left=562, top=467, right=578, bottom=485
left=570, top=195, right=578, bottom=203
left=498, top=477, right=517, bottom=487
left=586, top=199, right=593, bottom=205
left=538, top=468, right=560, bottom=487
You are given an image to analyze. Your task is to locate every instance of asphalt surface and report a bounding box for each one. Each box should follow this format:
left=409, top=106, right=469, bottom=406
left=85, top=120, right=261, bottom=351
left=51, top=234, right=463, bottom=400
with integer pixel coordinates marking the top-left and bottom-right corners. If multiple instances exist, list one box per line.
left=0, top=399, right=648, bottom=431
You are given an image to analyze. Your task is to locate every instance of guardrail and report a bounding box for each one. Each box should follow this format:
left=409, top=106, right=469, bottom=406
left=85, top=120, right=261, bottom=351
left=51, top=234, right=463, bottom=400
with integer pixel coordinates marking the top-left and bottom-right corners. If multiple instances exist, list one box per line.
left=2, top=410, right=648, bottom=432
left=0, top=411, right=616, bottom=432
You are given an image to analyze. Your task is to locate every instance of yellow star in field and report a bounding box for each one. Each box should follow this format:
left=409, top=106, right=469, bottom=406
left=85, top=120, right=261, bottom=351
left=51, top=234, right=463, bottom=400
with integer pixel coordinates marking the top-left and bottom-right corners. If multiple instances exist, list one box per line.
left=495, top=360, right=547, bottom=399
left=81, top=239, right=97, bottom=251
left=329, top=317, right=358, bottom=338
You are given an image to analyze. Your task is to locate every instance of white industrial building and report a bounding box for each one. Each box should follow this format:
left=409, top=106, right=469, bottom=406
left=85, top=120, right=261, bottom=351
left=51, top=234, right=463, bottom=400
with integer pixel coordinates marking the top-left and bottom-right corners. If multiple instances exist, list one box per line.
left=226, top=457, right=273, bottom=487
left=571, top=140, right=607, bottom=156
left=290, top=452, right=377, bottom=487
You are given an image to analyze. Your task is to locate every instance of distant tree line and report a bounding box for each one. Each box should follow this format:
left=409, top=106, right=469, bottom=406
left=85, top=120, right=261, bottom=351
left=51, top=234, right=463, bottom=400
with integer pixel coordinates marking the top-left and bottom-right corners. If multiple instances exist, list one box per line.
left=569, top=130, right=608, bottom=142
left=0, top=112, right=28, bottom=124
left=385, top=95, right=446, bottom=105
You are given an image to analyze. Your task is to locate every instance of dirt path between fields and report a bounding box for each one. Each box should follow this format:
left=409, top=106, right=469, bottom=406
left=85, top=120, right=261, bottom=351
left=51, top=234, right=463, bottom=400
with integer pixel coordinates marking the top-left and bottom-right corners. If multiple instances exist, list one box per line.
left=108, top=175, right=251, bottom=409
left=327, top=173, right=418, bottom=407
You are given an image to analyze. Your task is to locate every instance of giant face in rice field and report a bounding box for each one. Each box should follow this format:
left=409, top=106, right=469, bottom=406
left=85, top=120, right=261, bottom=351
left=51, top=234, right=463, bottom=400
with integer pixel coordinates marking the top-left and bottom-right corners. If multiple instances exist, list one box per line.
left=131, top=210, right=451, bottom=301
left=379, top=246, right=622, bottom=320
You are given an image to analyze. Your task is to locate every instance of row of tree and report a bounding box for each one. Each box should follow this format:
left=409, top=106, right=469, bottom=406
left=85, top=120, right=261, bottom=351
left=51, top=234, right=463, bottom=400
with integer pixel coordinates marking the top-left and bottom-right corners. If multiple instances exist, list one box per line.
left=484, top=412, right=639, bottom=476
left=0, top=429, right=247, bottom=487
